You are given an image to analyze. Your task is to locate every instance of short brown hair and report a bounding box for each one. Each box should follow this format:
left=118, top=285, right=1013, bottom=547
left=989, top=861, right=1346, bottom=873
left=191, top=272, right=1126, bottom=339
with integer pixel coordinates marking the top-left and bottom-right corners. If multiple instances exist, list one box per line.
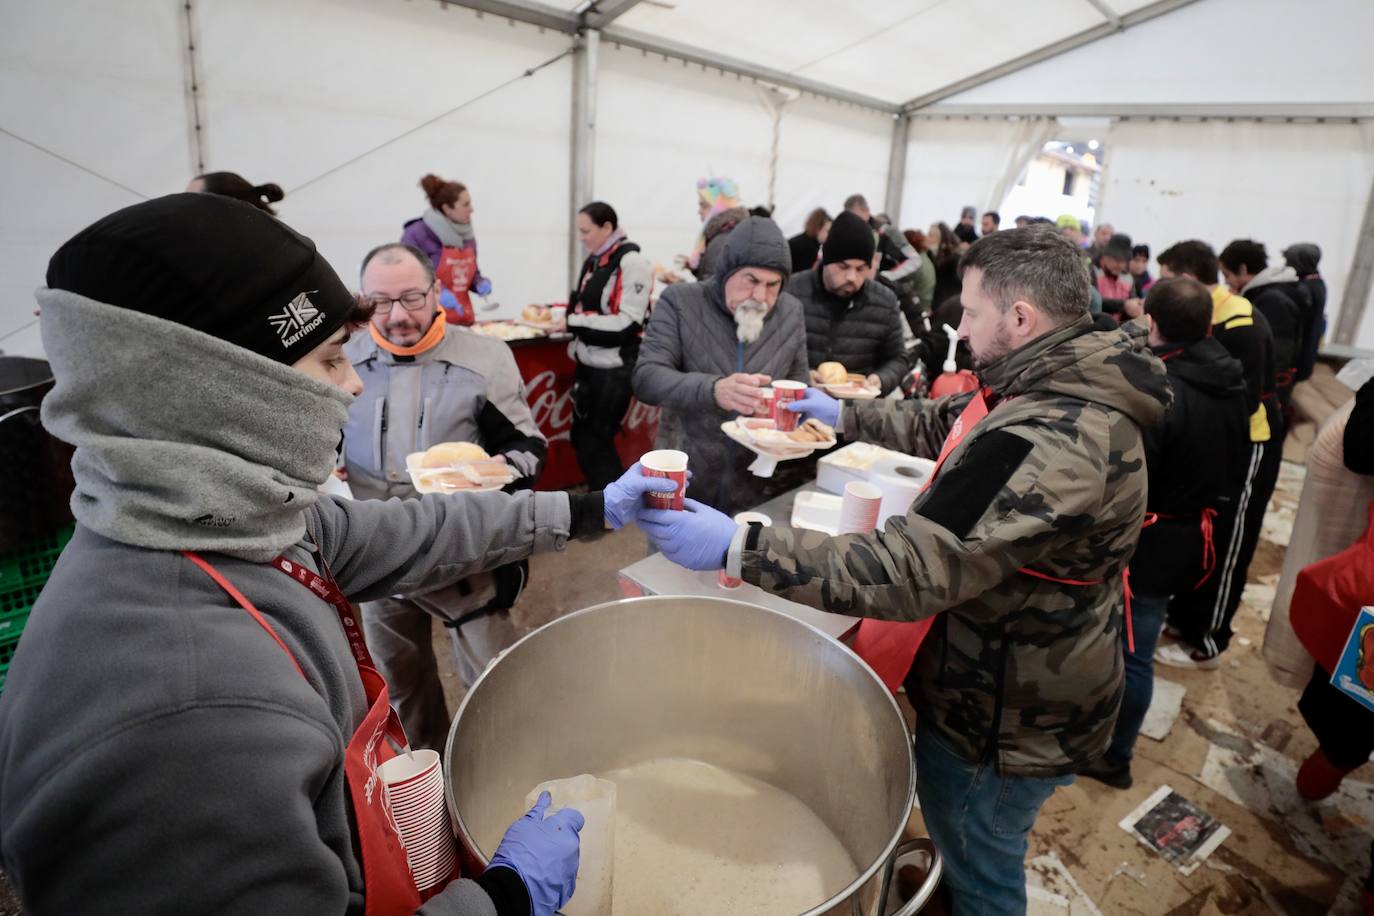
left=804, top=207, right=830, bottom=237
left=1156, top=240, right=1219, bottom=285
left=1144, top=276, right=1213, bottom=344
left=347, top=294, right=377, bottom=328
left=958, top=226, right=1090, bottom=323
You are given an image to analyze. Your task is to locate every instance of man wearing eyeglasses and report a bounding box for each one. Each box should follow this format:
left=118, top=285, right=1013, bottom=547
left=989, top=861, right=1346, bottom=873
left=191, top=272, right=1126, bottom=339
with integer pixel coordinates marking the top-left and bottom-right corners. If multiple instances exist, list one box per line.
left=340, top=242, right=545, bottom=750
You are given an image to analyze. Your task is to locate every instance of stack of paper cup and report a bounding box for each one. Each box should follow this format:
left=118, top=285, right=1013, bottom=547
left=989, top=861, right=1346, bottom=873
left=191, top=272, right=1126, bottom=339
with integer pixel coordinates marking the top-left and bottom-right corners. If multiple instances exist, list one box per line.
left=839, top=481, right=883, bottom=534
left=640, top=450, right=688, bottom=510
left=378, top=749, right=458, bottom=895
left=717, top=511, right=772, bottom=588
left=525, top=775, right=617, bottom=916
left=771, top=380, right=806, bottom=432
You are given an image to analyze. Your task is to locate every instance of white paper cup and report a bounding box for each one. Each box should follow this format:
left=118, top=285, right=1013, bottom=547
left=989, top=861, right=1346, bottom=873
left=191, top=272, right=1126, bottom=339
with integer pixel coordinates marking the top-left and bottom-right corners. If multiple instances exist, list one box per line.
left=551, top=305, right=567, bottom=324
left=526, top=776, right=616, bottom=916
left=641, top=449, right=688, bottom=510
left=839, top=481, right=883, bottom=534
left=733, top=511, right=772, bottom=527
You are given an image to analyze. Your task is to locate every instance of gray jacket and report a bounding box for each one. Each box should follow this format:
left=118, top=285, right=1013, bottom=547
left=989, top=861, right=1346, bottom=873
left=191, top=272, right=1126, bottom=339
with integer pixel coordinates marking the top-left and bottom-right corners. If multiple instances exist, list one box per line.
left=632, top=217, right=808, bottom=514
left=343, top=326, right=546, bottom=499
left=0, top=492, right=573, bottom=915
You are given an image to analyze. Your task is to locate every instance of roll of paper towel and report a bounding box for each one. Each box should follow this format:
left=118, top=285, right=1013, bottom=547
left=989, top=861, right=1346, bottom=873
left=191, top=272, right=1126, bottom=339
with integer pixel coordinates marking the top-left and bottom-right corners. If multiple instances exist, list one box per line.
left=869, top=455, right=936, bottom=525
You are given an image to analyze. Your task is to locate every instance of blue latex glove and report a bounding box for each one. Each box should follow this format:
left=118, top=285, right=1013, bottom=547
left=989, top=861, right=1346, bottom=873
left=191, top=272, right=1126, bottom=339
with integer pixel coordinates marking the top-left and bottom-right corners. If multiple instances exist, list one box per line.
left=438, top=288, right=460, bottom=314
left=786, top=386, right=840, bottom=429
left=638, top=498, right=738, bottom=571
left=604, top=462, right=681, bottom=530
left=473, top=277, right=493, bottom=297
left=487, top=791, right=584, bottom=916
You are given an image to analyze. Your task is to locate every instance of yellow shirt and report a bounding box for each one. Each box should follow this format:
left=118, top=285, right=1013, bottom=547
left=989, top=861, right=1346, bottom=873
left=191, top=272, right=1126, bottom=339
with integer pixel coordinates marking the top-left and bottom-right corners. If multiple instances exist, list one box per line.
left=1210, top=285, right=1270, bottom=443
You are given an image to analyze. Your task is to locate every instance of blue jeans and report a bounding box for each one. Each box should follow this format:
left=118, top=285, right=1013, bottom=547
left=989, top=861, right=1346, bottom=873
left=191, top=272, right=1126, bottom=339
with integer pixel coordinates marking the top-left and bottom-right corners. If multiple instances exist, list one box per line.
left=915, top=723, right=1074, bottom=915
left=1105, top=592, right=1170, bottom=766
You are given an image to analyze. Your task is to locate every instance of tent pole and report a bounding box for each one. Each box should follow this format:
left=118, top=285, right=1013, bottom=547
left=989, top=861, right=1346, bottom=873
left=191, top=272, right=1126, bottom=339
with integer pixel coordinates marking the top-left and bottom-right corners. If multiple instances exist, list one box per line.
left=884, top=113, right=910, bottom=225
left=1335, top=167, right=1374, bottom=346
left=570, top=28, right=599, bottom=284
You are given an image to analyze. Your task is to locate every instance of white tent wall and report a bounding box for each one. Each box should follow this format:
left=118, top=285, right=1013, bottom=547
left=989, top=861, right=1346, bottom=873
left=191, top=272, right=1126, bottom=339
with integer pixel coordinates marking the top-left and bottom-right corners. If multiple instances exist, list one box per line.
left=0, top=0, right=189, bottom=359
left=899, top=118, right=1059, bottom=232
left=1101, top=119, right=1374, bottom=347
left=188, top=0, right=573, bottom=323
left=593, top=44, right=893, bottom=273
left=593, top=43, right=773, bottom=278
left=772, top=97, right=892, bottom=235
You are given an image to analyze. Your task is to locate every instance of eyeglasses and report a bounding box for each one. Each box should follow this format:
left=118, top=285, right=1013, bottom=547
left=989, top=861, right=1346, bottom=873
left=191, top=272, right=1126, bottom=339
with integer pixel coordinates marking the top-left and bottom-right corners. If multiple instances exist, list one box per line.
left=364, top=289, right=430, bottom=312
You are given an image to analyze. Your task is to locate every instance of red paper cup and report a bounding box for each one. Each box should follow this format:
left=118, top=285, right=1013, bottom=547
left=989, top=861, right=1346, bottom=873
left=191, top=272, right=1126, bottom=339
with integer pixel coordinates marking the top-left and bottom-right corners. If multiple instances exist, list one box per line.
left=641, top=450, right=688, bottom=510
left=772, top=380, right=806, bottom=433
left=717, top=569, right=742, bottom=589
left=753, top=387, right=775, bottom=418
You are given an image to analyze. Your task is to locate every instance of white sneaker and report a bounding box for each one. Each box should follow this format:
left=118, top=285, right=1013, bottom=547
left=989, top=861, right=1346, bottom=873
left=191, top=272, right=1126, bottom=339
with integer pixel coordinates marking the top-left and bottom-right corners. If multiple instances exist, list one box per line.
left=1154, top=642, right=1221, bottom=670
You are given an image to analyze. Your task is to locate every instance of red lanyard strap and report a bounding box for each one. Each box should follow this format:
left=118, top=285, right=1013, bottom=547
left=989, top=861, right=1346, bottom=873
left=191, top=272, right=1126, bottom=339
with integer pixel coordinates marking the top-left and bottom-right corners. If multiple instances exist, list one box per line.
left=269, top=555, right=378, bottom=672
left=182, top=551, right=307, bottom=681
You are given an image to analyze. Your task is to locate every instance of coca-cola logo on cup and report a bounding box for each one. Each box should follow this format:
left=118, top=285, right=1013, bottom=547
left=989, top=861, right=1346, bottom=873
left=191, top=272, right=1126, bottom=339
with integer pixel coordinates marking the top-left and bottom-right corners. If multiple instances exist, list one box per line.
left=526, top=369, right=574, bottom=443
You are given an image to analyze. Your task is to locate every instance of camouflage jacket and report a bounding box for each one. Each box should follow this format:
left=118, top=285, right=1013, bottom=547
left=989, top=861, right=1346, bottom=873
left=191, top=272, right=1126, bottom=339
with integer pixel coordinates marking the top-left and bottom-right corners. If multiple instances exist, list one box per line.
left=740, top=315, right=1171, bottom=777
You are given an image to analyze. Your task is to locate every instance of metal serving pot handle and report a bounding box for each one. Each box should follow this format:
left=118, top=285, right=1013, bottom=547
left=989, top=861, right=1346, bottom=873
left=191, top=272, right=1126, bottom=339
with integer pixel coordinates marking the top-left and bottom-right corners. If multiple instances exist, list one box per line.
left=879, top=837, right=942, bottom=916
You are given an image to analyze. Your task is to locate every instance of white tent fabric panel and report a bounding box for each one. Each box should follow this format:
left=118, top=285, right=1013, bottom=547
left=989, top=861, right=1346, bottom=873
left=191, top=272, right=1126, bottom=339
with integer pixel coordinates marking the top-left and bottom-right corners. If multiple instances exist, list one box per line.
left=194, top=0, right=573, bottom=319
left=900, top=118, right=1058, bottom=233
left=603, top=0, right=1109, bottom=106
left=944, top=0, right=1374, bottom=108
left=771, top=98, right=893, bottom=236
left=593, top=43, right=775, bottom=277
left=0, top=0, right=189, bottom=358
left=1101, top=120, right=1374, bottom=347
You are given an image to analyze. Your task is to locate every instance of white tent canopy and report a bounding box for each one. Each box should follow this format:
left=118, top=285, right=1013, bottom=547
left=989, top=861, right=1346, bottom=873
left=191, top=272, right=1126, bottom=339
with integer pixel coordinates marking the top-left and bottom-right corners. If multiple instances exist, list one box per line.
left=3, top=0, right=1373, bottom=358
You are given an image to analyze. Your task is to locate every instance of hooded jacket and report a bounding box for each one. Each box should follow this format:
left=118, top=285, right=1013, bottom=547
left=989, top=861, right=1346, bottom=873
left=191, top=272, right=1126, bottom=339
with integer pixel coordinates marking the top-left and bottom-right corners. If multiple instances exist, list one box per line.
left=739, top=315, right=1171, bottom=776
left=633, top=218, right=808, bottom=514
left=1284, top=243, right=1327, bottom=381
left=1130, top=336, right=1251, bottom=595
left=1242, top=265, right=1313, bottom=379
left=0, top=291, right=592, bottom=915
left=788, top=268, right=909, bottom=394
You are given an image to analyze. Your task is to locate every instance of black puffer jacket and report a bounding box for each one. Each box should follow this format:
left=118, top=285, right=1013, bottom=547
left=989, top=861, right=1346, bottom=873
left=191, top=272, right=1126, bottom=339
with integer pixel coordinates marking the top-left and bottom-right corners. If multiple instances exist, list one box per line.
left=788, top=269, right=909, bottom=394
left=1130, top=336, right=1250, bottom=595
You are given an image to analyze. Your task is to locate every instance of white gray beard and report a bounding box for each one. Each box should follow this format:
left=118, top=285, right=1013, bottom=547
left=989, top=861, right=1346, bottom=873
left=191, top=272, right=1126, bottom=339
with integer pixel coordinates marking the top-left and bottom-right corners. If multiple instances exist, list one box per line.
left=734, top=300, right=767, bottom=343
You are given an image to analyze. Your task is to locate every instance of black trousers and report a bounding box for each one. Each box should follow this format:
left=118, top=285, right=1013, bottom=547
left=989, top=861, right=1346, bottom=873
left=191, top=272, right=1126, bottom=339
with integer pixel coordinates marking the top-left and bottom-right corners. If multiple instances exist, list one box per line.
left=570, top=363, right=634, bottom=491
left=1168, top=434, right=1283, bottom=656
left=1300, top=664, right=1374, bottom=770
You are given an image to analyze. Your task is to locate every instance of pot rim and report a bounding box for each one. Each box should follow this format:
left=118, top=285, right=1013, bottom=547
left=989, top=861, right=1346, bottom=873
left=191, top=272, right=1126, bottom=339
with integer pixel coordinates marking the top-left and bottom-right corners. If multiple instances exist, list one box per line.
left=443, top=594, right=916, bottom=915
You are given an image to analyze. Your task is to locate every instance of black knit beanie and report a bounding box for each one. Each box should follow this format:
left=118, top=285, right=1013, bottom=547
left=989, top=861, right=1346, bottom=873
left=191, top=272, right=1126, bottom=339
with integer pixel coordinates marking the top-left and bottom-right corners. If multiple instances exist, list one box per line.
left=822, top=211, right=877, bottom=267
left=45, top=193, right=356, bottom=364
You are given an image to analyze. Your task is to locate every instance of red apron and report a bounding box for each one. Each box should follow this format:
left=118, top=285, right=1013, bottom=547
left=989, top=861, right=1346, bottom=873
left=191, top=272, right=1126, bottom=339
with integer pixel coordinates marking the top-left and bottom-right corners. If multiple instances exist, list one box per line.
left=1291, top=498, right=1374, bottom=673
left=436, top=246, right=477, bottom=326
left=182, top=550, right=433, bottom=916
left=849, top=390, right=1125, bottom=693
left=849, top=392, right=989, bottom=692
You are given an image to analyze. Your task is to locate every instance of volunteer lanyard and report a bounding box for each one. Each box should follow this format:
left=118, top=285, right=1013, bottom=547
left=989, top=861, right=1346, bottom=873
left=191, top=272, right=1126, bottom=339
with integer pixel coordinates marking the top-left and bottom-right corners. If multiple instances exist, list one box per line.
left=269, top=554, right=378, bottom=673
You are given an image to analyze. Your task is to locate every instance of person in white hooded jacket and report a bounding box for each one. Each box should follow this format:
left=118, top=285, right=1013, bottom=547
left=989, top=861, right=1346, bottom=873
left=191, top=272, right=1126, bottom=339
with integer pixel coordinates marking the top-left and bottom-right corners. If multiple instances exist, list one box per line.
left=0, top=193, right=671, bottom=916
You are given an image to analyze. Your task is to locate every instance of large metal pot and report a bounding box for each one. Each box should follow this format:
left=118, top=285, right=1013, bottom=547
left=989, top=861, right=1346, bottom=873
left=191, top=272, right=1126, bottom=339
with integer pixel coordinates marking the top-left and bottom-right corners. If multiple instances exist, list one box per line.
left=445, top=596, right=940, bottom=915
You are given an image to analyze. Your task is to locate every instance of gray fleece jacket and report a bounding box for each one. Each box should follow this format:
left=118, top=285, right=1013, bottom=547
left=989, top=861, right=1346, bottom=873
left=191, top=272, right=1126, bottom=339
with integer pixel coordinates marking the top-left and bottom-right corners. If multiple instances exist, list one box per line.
left=632, top=217, right=808, bottom=514
left=0, top=291, right=586, bottom=915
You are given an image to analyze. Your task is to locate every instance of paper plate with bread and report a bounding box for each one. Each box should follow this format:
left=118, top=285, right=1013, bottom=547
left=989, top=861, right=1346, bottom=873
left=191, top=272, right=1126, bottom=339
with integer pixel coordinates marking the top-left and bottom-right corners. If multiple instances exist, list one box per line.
left=406, top=442, right=517, bottom=493
left=815, top=361, right=880, bottom=399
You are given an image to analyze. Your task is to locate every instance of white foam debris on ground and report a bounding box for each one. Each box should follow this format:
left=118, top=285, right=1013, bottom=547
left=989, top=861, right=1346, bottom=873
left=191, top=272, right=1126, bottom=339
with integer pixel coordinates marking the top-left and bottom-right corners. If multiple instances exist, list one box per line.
left=1140, top=677, right=1186, bottom=741
left=1025, top=851, right=1104, bottom=916
left=1259, top=461, right=1303, bottom=549
left=1197, top=717, right=1374, bottom=913
left=1241, top=581, right=1277, bottom=623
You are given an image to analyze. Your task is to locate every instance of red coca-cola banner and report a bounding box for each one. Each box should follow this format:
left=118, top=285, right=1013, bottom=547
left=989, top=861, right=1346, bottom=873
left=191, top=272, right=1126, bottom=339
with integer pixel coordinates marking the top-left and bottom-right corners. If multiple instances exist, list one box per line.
left=511, top=338, right=659, bottom=491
